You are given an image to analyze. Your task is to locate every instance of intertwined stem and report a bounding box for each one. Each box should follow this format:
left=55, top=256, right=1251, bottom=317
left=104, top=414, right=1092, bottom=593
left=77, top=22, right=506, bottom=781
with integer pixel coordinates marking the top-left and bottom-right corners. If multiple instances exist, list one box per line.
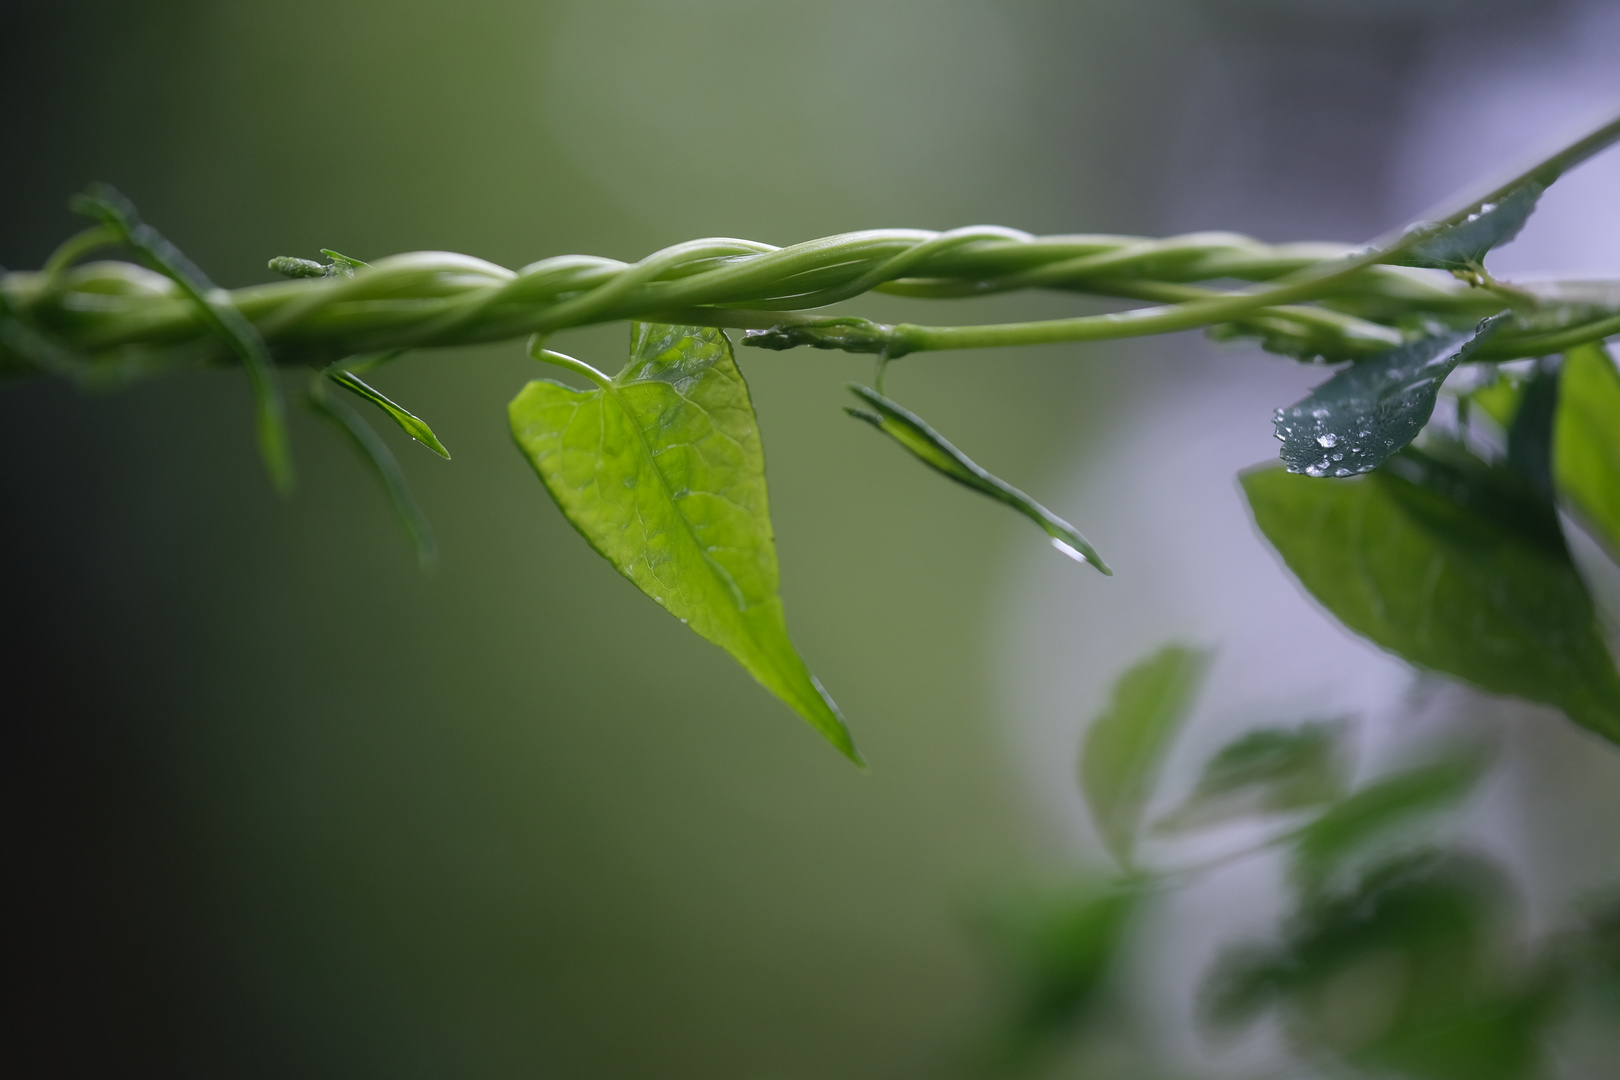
left=3, top=115, right=1618, bottom=386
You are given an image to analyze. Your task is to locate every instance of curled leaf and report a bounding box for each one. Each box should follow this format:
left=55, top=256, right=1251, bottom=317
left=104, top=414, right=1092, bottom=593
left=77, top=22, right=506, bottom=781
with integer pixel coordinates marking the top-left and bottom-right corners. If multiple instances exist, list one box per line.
left=72, top=183, right=294, bottom=492
left=328, top=370, right=451, bottom=459
left=306, top=377, right=438, bottom=571
left=845, top=384, right=1110, bottom=573
left=1274, top=315, right=1506, bottom=477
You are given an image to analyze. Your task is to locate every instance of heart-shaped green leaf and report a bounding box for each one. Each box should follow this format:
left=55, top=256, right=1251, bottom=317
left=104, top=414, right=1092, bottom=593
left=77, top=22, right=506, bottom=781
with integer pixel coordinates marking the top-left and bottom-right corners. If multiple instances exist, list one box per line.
left=509, top=324, right=859, bottom=763
left=1556, top=342, right=1620, bottom=562
left=1244, top=450, right=1620, bottom=744
left=1274, top=316, right=1505, bottom=477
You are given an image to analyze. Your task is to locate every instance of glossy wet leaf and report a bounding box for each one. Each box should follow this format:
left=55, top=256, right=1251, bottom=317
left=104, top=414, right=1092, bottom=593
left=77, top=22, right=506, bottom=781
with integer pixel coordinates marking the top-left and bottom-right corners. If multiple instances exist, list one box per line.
left=71, top=183, right=293, bottom=492
left=1079, top=645, right=1210, bottom=868
left=845, top=384, right=1110, bottom=573
left=1394, top=179, right=1545, bottom=272
left=328, top=370, right=451, bottom=459
left=1555, top=343, right=1620, bottom=561
left=306, top=377, right=437, bottom=571
left=1274, top=317, right=1505, bottom=477
left=1244, top=454, right=1620, bottom=744
left=509, top=324, right=858, bottom=762
left=1156, top=722, right=1348, bottom=834
left=1293, top=754, right=1485, bottom=890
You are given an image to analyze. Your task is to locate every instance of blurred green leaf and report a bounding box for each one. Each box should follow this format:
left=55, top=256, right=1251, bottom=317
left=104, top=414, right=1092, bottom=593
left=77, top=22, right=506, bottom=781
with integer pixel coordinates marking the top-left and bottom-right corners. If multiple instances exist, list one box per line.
left=1555, top=343, right=1620, bottom=562
left=71, top=183, right=294, bottom=492
left=1393, top=179, right=1545, bottom=272
left=977, top=881, right=1142, bottom=1071
left=306, top=377, right=437, bottom=571
left=1080, top=645, right=1210, bottom=868
left=1293, top=754, right=1485, bottom=891
left=328, top=370, right=451, bottom=459
left=1243, top=450, right=1620, bottom=744
left=1206, top=851, right=1557, bottom=1080
left=1505, top=360, right=1558, bottom=501
left=1469, top=372, right=1525, bottom=430
left=1273, top=316, right=1504, bottom=477
left=509, top=324, right=859, bottom=763
left=1156, top=722, right=1348, bottom=834
left=845, top=384, right=1110, bottom=574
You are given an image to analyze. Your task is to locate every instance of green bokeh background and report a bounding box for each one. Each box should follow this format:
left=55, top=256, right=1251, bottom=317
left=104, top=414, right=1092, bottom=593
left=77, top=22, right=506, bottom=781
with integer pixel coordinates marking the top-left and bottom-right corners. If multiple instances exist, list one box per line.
left=2, top=2, right=1214, bottom=1075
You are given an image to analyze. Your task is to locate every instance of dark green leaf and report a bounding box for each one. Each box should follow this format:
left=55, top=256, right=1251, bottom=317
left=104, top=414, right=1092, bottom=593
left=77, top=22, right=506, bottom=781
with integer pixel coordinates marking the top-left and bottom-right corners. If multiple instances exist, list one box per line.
left=1079, top=645, right=1210, bottom=868
left=1156, top=722, right=1348, bottom=834
left=1506, top=359, right=1558, bottom=500
left=1274, top=316, right=1505, bottom=477
left=1206, top=850, right=1556, bottom=1080
left=71, top=183, right=294, bottom=492
left=509, top=324, right=859, bottom=763
left=1556, top=343, right=1620, bottom=562
left=1394, top=179, right=1545, bottom=272
left=844, top=384, right=1110, bottom=574
left=1293, top=754, right=1485, bottom=890
left=306, top=377, right=437, bottom=571
left=977, top=881, right=1141, bottom=1068
left=328, top=370, right=451, bottom=459
left=1243, top=455, right=1620, bottom=743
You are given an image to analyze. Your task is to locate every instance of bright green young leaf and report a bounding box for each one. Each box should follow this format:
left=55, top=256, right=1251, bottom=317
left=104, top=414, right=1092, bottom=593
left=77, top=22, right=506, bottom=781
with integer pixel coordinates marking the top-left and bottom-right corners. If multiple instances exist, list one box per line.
left=1244, top=454, right=1620, bottom=743
left=328, top=370, right=452, bottom=459
left=1156, top=722, right=1348, bottom=834
left=306, top=376, right=438, bottom=571
left=1556, top=342, right=1620, bottom=561
left=70, top=183, right=294, bottom=492
left=1393, top=179, right=1545, bottom=272
left=508, top=323, right=859, bottom=763
left=1274, top=316, right=1504, bottom=477
left=844, top=384, right=1110, bottom=573
left=1079, top=645, right=1210, bottom=868
left=1292, top=753, right=1485, bottom=891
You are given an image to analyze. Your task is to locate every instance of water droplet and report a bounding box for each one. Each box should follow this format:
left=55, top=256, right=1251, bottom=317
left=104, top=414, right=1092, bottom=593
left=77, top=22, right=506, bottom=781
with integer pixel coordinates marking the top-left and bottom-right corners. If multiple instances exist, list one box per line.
left=1306, top=463, right=1327, bottom=477
left=1331, top=453, right=1343, bottom=461
left=1050, top=537, right=1090, bottom=566
left=1334, top=467, right=1352, bottom=476
left=1317, top=432, right=1338, bottom=448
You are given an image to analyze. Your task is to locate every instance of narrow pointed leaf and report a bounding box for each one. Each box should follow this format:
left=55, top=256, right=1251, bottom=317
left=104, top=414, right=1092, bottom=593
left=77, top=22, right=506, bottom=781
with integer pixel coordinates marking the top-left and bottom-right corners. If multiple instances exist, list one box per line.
left=71, top=183, right=293, bottom=492
left=306, top=379, right=438, bottom=571
left=1079, top=645, right=1210, bottom=868
left=1274, top=316, right=1506, bottom=477
left=845, top=384, right=1110, bottom=574
left=328, top=370, right=451, bottom=459
left=1156, top=722, right=1348, bottom=834
left=509, top=324, right=859, bottom=762
left=1393, top=179, right=1545, bottom=271
left=1243, top=452, right=1620, bottom=744
left=1555, top=343, right=1620, bottom=562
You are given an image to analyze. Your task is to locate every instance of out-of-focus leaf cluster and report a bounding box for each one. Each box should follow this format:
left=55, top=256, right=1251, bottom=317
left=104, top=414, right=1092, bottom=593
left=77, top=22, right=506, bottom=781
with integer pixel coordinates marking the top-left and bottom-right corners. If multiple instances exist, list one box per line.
left=974, top=643, right=1618, bottom=1079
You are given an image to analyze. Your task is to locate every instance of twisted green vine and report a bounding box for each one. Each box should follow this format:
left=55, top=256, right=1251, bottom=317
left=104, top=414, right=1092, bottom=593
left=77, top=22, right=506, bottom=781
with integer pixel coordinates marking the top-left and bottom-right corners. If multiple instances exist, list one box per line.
left=3, top=114, right=1619, bottom=759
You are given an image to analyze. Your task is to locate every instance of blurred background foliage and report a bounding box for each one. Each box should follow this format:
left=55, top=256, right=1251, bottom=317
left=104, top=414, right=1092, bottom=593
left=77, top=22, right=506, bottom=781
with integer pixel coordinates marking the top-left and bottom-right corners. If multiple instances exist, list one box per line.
left=2, top=1, right=1618, bottom=1077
